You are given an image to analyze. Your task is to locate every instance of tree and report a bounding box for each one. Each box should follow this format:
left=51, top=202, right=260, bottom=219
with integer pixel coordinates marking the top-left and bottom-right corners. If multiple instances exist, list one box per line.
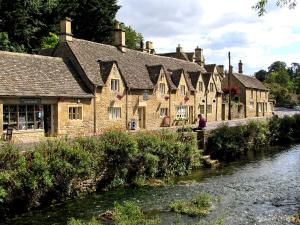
left=41, top=32, right=59, bottom=49
left=255, top=69, right=267, bottom=82
left=0, top=32, right=25, bottom=52
left=120, top=23, right=143, bottom=50
left=253, top=0, right=297, bottom=16
left=268, top=61, right=287, bottom=73
left=0, top=0, right=120, bottom=52
left=288, top=62, right=300, bottom=79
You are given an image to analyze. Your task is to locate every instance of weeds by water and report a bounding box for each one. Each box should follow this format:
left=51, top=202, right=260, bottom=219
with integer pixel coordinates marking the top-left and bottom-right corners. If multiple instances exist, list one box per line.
left=169, top=193, right=212, bottom=217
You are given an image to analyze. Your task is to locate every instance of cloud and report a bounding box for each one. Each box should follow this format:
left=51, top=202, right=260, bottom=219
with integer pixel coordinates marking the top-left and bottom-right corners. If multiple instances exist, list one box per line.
left=117, top=0, right=300, bottom=74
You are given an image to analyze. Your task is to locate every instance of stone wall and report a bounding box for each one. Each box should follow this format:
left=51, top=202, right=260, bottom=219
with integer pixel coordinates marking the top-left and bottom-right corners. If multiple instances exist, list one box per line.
left=0, top=101, right=3, bottom=138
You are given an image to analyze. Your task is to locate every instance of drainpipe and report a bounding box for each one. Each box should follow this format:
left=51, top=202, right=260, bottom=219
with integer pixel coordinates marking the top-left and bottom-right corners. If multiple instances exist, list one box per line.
left=216, top=95, right=218, bottom=121
left=228, top=52, right=232, bottom=120
left=205, top=92, right=208, bottom=119
left=126, top=88, right=129, bottom=130
left=93, top=85, right=97, bottom=134
left=169, top=89, right=172, bottom=126
left=194, top=91, right=197, bottom=124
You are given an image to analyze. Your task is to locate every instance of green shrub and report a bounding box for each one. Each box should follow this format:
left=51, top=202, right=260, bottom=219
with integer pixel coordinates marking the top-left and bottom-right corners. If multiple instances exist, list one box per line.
left=67, top=217, right=103, bottom=225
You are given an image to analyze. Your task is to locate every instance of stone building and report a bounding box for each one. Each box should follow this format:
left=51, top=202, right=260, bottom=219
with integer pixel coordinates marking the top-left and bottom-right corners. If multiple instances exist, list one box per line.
left=222, top=61, right=273, bottom=118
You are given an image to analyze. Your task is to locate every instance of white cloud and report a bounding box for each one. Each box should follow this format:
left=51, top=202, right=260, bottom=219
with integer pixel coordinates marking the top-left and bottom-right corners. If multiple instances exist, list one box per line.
left=117, top=0, right=300, bottom=74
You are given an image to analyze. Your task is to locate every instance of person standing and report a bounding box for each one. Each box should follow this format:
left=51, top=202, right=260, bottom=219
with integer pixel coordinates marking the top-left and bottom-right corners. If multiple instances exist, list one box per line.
left=193, top=114, right=207, bottom=131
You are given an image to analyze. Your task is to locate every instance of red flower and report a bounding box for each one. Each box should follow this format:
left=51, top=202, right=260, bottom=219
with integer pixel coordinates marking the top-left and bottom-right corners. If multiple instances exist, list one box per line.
left=164, top=96, right=170, bottom=101
left=116, top=94, right=123, bottom=100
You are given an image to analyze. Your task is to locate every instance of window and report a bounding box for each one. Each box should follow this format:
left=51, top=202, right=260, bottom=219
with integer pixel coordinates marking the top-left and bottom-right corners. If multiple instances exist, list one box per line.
left=175, top=106, right=188, bottom=119
left=209, top=83, right=214, bottom=92
left=159, top=83, right=166, bottom=96
left=160, top=108, right=168, bottom=117
left=180, top=85, right=186, bottom=96
left=251, top=90, right=254, bottom=99
left=199, top=105, right=205, bottom=114
left=109, top=107, right=121, bottom=120
left=260, top=91, right=262, bottom=98
left=258, top=103, right=262, bottom=112
left=3, top=105, right=44, bottom=131
left=207, top=105, right=212, bottom=114
left=250, top=101, right=254, bottom=109
left=265, top=103, right=268, bottom=112
left=199, top=82, right=203, bottom=92
left=69, top=107, right=82, bottom=120
left=111, top=79, right=120, bottom=92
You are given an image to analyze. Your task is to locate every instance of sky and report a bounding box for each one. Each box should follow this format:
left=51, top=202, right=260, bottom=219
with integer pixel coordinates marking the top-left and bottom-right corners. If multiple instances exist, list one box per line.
left=116, top=0, right=300, bottom=75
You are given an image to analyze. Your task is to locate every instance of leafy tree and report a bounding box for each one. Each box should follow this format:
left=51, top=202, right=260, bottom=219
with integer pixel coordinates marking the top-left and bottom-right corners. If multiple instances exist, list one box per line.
left=268, top=61, right=287, bottom=73
left=41, top=32, right=59, bottom=49
left=253, top=0, right=297, bottom=16
left=120, top=23, right=143, bottom=50
left=0, top=32, right=25, bottom=52
left=288, top=62, right=300, bottom=79
left=255, top=69, right=268, bottom=82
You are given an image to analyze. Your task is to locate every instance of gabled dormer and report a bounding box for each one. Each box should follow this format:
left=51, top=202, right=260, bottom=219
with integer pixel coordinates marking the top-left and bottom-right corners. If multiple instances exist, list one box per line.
left=204, top=64, right=223, bottom=94
left=170, top=69, right=195, bottom=96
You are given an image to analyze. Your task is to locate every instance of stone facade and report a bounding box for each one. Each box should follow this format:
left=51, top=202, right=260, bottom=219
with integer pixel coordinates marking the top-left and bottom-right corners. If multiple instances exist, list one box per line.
left=0, top=101, right=3, bottom=136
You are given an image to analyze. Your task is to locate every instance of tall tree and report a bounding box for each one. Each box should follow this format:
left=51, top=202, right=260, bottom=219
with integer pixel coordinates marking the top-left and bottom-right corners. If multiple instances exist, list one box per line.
left=255, top=69, right=268, bottom=82
left=268, top=61, right=287, bottom=73
left=120, top=23, right=143, bottom=50
left=253, top=0, right=297, bottom=16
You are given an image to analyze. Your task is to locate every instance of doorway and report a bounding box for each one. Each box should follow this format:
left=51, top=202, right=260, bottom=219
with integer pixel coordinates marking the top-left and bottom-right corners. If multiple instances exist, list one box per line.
left=43, top=105, right=52, bottom=136
left=138, top=107, right=146, bottom=129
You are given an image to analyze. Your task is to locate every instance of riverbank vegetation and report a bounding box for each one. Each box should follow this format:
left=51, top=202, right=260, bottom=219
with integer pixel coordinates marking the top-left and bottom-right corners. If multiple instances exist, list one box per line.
left=206, top=114, right=300, bottom=159
left=169, top=193, right=212, bottom=217
left=0, top=130, right=200, bottom=218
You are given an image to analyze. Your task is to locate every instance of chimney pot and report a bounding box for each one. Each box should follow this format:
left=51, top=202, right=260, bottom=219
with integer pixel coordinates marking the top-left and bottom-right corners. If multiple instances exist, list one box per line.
left=176, top=44, right=183, bottom=53
left=60, top=17, right=73, bottom=42
left=112, top=21, right=126, bottom=52
left=238, top=60, right=243, bottom=74
left=195, top=47, right=204, bottom=66
left=146, top=41, right=153, bottom=50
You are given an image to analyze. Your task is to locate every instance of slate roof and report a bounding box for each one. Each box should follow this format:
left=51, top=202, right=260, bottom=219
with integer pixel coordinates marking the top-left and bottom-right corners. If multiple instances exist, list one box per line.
left=202, top=73, right=212, bottom=92
left=233, top=73, right=268, bottom=91
left=0, top=51, right=93, bottom=98
left=204, top=64, right=216, bottom=74
left=99, top=61, right=115, bottom=84
left=67, top=38, right=206, bottom=90
left=158, top=51, right=194, bottom=62
left=187, top=71, right=201, bottom=89
left=169, top=69, right=195, bottom=92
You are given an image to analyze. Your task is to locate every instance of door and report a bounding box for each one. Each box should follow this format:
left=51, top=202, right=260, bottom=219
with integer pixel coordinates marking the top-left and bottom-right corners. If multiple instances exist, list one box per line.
left=138, top=107, right=146, bottom=129
left=43, top=105, right=52, bottom=136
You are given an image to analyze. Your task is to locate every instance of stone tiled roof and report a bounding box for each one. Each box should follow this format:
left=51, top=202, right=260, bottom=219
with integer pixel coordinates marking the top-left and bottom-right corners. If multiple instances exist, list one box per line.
left=99, top=61, right=115, bottom=84
left=158, top=51, right=194, bottom=62
left=170, top=69, right=195, bottom=92
left=202, top=73, right=212, bottom=92
left=0, top=51, right=93, bottom=98
left=204, top=64, right=216, bottom=74
left=233, top=73, right=268, bottom=91
left=187, top=71, right=201, bottom=89
left=66, top=38, right=206, bottom=90
left=146, top=65, right=162, bottom=85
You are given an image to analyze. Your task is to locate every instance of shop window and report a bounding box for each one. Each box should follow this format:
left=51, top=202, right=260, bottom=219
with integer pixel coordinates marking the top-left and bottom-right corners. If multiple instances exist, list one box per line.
left=3, top=104, right=44, bottom=131
left=159, top=83, right=166, bottom=96
left=160, top=108, right=168, bottom=117
left=69, top=106, right=83, bottom=120
left=175, top=106, right=188, bottom=119
left=207, top=105, right=212, bottom=114
left=111, top=79, right=120, bottom=92
left=109, top=107, right=121, bottom=120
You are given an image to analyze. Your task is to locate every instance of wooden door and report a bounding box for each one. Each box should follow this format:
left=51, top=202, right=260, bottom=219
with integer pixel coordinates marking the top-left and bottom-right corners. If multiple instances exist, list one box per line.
left=138, top=107, right=146, bottom=129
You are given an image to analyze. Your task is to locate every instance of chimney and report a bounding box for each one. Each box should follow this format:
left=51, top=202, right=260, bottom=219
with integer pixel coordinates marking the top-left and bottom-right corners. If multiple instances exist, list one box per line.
left=146, top=41, right=153, bottom=50
left=217, top=65, right=224, bottom=74
left=238, top=60, right=243, bottom=74
left=112, top=21, right=126, bottom=52
left=195, top=46, right=204, bottom=66
left=176, top=44, right=183, bottom=53
left=60, top=17, right=73, bottom=42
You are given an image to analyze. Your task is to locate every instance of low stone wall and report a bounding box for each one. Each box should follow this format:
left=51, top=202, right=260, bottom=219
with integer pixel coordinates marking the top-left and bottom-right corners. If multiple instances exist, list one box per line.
left=5, top=129, right=45, bottom=144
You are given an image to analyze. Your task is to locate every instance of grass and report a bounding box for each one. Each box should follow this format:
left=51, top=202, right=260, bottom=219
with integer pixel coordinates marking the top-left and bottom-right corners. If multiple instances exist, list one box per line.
left=169, top=193, right=212, bottom=217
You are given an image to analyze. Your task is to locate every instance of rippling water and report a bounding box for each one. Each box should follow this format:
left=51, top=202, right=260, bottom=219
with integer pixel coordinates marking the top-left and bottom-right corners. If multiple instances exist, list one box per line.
left=7, top=145, right=300, bottom=225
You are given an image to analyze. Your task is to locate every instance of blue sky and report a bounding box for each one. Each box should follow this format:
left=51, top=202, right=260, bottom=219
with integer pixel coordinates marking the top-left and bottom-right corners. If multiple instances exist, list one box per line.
left=116, top=0, right=300, bottom=74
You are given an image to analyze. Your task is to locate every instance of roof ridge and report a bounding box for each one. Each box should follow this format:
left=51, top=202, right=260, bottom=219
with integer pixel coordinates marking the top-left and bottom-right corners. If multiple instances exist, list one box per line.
left=0, top=50, right=63, bottom=61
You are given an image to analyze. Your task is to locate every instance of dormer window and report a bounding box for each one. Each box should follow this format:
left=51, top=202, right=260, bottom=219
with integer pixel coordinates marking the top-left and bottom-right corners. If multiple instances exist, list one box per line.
left=209, top=83, right=214, bottom=92
left=111, top=79, right=120, bottom=92
left=159, top=83, right=166, bottom=96
left=180, top=85, right=186, bottom=96
left=199, top=82, right=203, bottom=92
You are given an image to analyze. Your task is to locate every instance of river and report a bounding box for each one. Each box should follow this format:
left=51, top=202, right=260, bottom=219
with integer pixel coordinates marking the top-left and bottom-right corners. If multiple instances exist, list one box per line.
left=7, top=145, right=300, bottom=225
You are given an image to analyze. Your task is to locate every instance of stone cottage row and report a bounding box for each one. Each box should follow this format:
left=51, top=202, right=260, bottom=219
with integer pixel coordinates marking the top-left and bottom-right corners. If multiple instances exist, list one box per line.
left=0, top=18, right=273, bottom=140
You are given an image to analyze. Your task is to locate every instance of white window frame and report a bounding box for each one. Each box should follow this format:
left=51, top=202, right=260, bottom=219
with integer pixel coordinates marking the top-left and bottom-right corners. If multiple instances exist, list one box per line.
left=111, top=79, right=120, bottom=92
left=108, top=107, right=121, bottom=120
left=175, top=106, right=188, bottom=119
left=199, top=82, right=203, bottom=92
left=199, top=104, right=205, bottom=114
left=209, top=83, right=214, bottom=92
left=160, top=108, right=168, bottom=117
left=180, top=85, right=186, bottom=96
left=159, top=83, right=166, bottom=96
left=207, top=104, right=212, bottom=114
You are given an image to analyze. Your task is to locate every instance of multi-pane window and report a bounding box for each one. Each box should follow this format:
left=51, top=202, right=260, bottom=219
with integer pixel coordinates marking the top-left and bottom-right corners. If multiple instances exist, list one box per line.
left=250, top=101, right=254, bottom=109
left=209, top=83, right=214, bottom=92
left=69, top=107, right=82, bottom=120
left=199, top=82, right=203, bottom=92
left=207, top=105, right=212, bottom=114
left=180, top=85, right=186, bottom=96
left=160, top=108, right=168, bottom=117
left=159, top=83, right=166, bottom=96
left=109, top=107, right=121, bottom=120
left=111, top=79, right=120, bottom=92
left=3, top=105, right=44, bottom=131
left=199, top=105, right=205, bottom=114
left=175, top=106, right=188, bottom=119
left=251, top=90, right=254, bottom=99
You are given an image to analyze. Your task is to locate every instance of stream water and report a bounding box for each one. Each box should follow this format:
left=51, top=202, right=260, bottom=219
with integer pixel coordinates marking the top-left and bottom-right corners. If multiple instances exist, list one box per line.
left=6, top=145, right=300, bottom=225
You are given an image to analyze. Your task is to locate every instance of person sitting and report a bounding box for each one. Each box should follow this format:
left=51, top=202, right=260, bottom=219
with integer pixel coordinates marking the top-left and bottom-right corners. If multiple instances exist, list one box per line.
left=193, top=114, right=207, bottom=131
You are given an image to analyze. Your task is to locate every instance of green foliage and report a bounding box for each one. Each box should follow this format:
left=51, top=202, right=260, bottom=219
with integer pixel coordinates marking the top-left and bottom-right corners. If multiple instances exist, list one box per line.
left=170, top=193, right=212, bottom=217
left=0, top=32, right=25, bottom=52
left=41, top=32, right=59, bottom=49
left=253, top=0, right=297, bottom=16
left=120, top=23, right=143, bottom=50
left=68, top=217, right=103, bottom=225
left=0, top=0, right=120, bottom=52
